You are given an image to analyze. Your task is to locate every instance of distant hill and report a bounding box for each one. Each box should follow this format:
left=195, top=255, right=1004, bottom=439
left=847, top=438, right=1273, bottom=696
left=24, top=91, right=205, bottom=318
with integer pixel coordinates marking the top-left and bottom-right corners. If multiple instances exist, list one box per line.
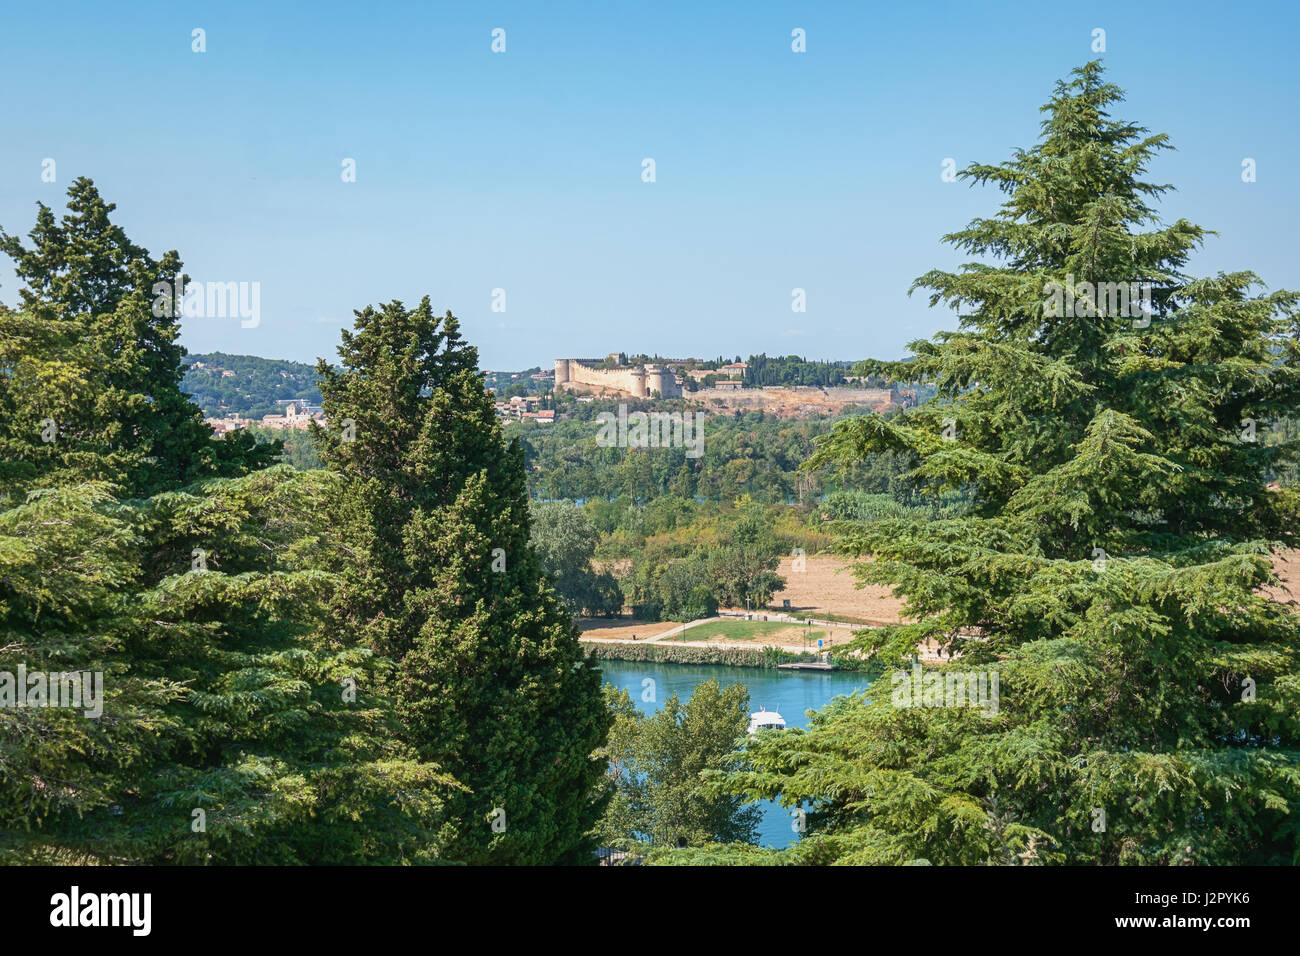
left=182, top=351, right=888, bottom=419
left=182, top=352, right=322, bottom=418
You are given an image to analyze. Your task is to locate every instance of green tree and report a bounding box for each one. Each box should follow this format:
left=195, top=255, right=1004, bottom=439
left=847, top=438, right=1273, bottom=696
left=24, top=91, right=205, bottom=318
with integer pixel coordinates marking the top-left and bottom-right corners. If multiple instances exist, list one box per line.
left=529, top=501, right=622, bottom=617
left=689, top=63, right=1300, bottom=865
left=596, top=681, right=761, bottom=850
left=0, top=194, right=444, bottom=862
left=0, top=178, right=274, bottom=498
left=707, top=499, right=786, bottom=609
left=315, top=298, right=611, bottom=864
left=0, top=482, right=181, bottom=862
left=0, top=307, right=126, bottom=495
left=0, top=468, right=458, bottom=865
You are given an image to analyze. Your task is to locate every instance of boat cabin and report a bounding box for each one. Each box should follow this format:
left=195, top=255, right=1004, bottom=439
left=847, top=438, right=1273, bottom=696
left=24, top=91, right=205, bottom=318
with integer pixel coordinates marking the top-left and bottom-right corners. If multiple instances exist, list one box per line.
left=747, top=707, right=786, bottom=734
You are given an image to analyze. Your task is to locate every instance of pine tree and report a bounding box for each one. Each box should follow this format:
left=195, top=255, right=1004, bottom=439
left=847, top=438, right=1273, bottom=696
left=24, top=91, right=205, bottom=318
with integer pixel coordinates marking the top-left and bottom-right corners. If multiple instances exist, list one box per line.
left=0, top=178, right=274, bottom=498
left=316, top=298, right=611, bottom=864
left=686, top=63, right=1300, bottom=865
left=1, top=186, right=451, bottom=863
left=0, top=482, right=184, bottom=862
left=123, top=467, right=459, bottom=864
left=0, top=467, right=460, bottom=864
left=0, top=307, right=128, bottom=496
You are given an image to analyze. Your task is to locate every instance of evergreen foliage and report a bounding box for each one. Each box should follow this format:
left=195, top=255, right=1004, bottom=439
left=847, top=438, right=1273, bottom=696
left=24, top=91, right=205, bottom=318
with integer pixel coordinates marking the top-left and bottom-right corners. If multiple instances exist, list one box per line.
left=677, top=63, right=1300, bottom=866
left=0, top=179, right=274, bottom=498
left=314, top=298, right=612, bottom=864
left=1, top=185, right=452, bottom=865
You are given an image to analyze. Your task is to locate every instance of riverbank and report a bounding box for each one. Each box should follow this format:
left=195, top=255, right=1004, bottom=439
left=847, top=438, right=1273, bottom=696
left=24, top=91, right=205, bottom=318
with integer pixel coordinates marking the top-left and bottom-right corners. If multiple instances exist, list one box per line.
left=582, top=638, right=877, bottom=672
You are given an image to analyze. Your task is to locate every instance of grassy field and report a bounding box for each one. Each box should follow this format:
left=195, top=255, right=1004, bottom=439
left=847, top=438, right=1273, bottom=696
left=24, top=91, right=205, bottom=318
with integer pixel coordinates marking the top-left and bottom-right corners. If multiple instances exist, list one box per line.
left=681, top=620, right=799, bottom=641
left=676, top=619, right=854, bottom=648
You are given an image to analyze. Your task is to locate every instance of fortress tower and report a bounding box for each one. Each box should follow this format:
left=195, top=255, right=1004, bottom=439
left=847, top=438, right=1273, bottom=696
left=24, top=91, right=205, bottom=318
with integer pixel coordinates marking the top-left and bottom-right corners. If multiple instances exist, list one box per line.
left=645, top=364, right=675, bottom=398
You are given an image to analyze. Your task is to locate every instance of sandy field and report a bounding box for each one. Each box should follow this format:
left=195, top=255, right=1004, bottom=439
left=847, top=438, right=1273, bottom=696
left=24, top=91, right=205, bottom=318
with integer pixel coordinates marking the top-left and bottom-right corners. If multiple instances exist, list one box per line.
left=580, top=549, right=1300, bottom=641
left=767, top=554, right=905, bottom=625
left=576, top=618, right=682, bottom=641
left=769, top=550, right=1300, bottom=624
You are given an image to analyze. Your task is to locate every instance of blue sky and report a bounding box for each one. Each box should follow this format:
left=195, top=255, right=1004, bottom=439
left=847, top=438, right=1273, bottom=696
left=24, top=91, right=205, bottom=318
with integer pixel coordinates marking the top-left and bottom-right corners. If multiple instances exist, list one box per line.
left=2, top=1, right=1297, bottom=370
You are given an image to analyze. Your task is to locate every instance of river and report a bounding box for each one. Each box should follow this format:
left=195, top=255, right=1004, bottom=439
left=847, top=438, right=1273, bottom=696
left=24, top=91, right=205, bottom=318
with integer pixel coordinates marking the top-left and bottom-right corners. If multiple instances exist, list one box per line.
left=595, top=659, right=873, bottom=849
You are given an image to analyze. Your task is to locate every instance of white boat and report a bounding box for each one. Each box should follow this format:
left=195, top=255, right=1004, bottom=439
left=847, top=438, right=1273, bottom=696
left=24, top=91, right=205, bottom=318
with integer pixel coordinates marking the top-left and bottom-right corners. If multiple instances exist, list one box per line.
left=747, top=707, right=786, bottom=734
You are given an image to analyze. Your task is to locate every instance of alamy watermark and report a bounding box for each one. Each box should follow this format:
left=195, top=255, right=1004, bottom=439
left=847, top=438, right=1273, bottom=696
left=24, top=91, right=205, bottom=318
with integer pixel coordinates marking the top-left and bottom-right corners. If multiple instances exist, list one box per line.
left=595, top=403, right=704, bottom=458
left=891, top=662, right=999, bottom=717
left=1043, top=274, right=1154, bottom=328
left=151, top=278, right=261, bottom=328
left=50, top=886, right=150, bottom=936
left=1, top=666, right=103, bottom=718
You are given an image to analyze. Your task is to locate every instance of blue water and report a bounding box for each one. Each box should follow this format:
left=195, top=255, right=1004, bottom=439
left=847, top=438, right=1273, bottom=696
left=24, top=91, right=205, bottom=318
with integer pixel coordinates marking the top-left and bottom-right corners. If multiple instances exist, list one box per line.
left=595, top=659, right=872, bottom=848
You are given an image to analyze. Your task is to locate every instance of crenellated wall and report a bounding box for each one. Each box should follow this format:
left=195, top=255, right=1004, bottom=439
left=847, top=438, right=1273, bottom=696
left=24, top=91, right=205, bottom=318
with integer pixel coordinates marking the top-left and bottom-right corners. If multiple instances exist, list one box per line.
left=554, top=358, right=682, bottom=398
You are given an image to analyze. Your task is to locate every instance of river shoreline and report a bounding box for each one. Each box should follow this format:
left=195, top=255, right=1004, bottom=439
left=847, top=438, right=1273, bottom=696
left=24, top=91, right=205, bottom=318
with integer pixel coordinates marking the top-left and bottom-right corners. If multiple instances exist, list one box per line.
left=582, top=638, right=878, bottom=672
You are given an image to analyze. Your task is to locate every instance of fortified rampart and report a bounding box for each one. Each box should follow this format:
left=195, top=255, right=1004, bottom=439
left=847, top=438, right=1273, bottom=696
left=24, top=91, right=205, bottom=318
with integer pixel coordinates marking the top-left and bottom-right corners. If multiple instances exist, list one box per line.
left=554, top=358, right=682, bottom=398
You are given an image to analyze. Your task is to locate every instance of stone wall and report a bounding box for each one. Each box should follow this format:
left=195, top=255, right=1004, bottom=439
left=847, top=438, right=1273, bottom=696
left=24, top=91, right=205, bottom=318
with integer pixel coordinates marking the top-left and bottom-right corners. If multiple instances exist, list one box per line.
left=554, top=358, right=682, bottom=398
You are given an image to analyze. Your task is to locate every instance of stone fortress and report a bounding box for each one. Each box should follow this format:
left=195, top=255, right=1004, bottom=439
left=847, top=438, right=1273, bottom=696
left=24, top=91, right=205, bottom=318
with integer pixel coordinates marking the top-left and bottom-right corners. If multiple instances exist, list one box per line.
left=554, top=353, right=683, bottom=399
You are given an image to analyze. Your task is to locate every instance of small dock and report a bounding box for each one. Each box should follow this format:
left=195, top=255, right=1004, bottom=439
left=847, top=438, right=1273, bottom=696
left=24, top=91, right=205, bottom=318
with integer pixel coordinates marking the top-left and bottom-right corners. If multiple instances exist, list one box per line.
left=778, top=661, right=835, bottom=671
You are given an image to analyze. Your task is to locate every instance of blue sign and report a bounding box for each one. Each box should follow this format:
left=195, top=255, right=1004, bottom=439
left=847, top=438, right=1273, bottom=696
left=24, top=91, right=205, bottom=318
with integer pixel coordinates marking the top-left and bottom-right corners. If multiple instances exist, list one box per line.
left=817, top=639, right=823, bottom=648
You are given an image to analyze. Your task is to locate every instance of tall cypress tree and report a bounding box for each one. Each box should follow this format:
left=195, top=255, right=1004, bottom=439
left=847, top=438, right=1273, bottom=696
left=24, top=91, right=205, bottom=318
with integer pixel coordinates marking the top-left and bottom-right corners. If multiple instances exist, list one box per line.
left=683, top=63, right=1300, bottom=865
left=316, top=298, right=611, bottom=864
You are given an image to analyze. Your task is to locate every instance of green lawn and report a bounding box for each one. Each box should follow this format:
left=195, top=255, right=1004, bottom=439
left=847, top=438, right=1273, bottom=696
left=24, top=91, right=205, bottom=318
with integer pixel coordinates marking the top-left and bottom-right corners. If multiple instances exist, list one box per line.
left=680, top=620, right=821, bottom=642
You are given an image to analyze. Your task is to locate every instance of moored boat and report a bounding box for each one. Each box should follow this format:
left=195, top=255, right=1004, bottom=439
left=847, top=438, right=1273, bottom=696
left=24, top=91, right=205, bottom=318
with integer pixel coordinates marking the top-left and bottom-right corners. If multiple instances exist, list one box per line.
left=747, top=706, right=786, bottom=734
